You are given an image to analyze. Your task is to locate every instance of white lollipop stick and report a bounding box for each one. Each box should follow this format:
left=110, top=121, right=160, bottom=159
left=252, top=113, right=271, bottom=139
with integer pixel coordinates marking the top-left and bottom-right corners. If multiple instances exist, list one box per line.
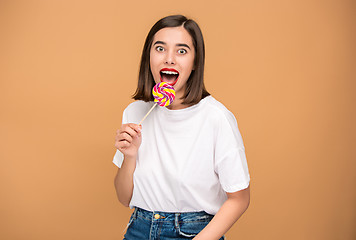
left=138, top=103, right=157, bottom=125
left=138, top=82, right=175, bottom=125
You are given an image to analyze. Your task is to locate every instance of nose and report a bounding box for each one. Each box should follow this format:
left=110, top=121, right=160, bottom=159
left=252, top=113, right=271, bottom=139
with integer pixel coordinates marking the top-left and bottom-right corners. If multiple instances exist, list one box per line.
left=164, top=51, right=175, bottom=65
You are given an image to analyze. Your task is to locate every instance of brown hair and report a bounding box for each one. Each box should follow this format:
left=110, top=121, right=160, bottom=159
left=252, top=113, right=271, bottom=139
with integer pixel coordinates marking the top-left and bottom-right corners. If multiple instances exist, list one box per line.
left=132, top=15, right=210, bottom=105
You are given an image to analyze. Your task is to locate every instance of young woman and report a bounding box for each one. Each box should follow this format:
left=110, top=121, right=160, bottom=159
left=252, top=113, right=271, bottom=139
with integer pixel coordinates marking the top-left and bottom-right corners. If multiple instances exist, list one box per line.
left=113, top=15, right=251, bottom=240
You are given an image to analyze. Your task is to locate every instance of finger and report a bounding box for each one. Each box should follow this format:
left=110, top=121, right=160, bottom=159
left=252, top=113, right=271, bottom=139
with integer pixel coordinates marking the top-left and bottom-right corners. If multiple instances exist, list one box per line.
left=127, top=123, right=142, bottom=134
left=116, top=140, right=130, bottom=150
left=119, top=132, right=133, bottom=143
left=120, top=123, right=141, bottom=133
left=115, top=141, right=123, bottom=150
left=121, top=126, right=139, bottom=139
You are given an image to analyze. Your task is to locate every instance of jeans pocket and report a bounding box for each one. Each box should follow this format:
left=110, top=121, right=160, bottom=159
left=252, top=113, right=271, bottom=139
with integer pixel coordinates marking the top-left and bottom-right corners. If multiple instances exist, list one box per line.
left=177, top=219, right=226, bottom=239
left=177, top=219, right=211, bottom=238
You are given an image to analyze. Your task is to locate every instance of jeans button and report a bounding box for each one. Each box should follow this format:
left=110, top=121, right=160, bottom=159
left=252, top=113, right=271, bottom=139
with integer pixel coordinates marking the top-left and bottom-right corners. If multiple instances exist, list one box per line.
left=154, top=214, right=160, bottom=219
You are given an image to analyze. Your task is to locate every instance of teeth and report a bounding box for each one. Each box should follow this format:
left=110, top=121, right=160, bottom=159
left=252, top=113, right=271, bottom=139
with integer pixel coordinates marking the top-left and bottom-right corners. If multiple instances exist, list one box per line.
left=161, top=70, right=178, bottom=75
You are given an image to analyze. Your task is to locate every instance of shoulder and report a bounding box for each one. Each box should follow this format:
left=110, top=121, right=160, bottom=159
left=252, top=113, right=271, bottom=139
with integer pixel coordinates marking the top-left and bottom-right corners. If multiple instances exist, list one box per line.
left=123, top=100, right=155, bottom=123
left=203, top=96, right=238, bottom=125
left=204, top=96, right=245, bottom=148
left=124, top=100, right=153, bottom=112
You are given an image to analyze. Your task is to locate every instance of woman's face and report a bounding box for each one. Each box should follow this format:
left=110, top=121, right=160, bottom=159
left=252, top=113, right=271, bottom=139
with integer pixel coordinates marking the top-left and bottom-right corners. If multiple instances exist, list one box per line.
left=150, top=26, right=195, bottom=101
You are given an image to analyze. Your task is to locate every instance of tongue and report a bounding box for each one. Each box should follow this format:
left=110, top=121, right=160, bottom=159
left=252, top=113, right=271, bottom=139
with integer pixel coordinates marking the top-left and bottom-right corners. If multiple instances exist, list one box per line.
left=162, top=73, right=177, bottom=83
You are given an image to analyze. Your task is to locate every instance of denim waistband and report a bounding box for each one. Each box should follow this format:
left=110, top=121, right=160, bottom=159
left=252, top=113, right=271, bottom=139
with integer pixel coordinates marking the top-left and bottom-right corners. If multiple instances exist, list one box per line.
left=132, top=207, right=214, bottom=223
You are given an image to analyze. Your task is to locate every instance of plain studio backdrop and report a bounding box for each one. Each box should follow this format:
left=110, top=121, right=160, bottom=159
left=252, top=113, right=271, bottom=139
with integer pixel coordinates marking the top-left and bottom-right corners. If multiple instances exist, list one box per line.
left=0, top=0, right=355, bottom=239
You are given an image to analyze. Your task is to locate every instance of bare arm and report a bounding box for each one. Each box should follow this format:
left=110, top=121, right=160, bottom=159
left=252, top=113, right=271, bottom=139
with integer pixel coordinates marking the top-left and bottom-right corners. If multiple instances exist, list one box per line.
left=114, top=156, right=136, bottom=207
left=113, top=123, right=142, bottom=207
left=193, top=185, right=251, bottom=240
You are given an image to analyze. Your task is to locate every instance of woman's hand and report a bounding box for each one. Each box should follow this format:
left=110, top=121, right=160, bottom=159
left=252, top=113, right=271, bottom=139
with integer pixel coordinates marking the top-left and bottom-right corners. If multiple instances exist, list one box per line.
left=115, top=123, right=142, bottom=159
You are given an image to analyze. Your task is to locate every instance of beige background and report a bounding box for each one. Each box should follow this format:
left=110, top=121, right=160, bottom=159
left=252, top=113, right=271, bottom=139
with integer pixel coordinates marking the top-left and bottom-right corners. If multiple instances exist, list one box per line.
left=1, top=0, right=355, bottom=239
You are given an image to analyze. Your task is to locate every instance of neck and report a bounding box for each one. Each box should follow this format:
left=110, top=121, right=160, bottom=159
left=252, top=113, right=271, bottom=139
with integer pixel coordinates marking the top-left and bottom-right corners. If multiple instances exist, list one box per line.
left=166, top=88, right=193, bottom=110
left=166, top=99, right=188, bottom=110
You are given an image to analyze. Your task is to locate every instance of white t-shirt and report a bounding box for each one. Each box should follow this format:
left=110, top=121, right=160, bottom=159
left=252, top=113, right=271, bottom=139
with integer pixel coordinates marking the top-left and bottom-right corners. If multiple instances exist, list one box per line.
left=113, top=95, right=250, bottom=215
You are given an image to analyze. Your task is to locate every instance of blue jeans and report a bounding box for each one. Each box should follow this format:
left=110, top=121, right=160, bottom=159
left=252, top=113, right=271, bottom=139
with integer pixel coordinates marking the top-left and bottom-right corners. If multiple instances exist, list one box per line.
left=123, top=207, right=225, bottom=240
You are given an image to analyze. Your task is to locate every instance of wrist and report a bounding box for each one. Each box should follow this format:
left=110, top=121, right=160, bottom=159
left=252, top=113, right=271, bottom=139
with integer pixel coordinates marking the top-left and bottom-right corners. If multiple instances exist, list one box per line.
left=123, top=154, right=137, bottom=163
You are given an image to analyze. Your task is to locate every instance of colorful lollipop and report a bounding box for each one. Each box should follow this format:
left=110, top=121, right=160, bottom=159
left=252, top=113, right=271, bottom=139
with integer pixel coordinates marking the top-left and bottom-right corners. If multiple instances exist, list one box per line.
left=152, top=82, right=176, bottom=107
left=138, top=82, right=176, bottom=125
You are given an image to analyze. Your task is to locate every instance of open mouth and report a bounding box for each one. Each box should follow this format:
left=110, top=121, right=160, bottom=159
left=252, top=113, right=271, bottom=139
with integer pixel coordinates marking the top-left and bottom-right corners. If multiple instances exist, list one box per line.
left=160, top=68, right=179, bottom=86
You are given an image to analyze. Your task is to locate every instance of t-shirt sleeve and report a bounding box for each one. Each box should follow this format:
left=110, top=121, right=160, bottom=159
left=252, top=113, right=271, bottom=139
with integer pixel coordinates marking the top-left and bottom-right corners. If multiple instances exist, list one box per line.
left=112, top=108, right=128, bottom=168
left=214, top=110, right=250, bottom=193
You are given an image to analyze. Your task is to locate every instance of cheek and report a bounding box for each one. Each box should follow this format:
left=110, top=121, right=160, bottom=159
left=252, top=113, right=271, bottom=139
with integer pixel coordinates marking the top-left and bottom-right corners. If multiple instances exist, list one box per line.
left=183, top=58, right=195, bottom=73
left=150, top=53, right=160, bottom=71
left=149, top=56, right=160, bottom=83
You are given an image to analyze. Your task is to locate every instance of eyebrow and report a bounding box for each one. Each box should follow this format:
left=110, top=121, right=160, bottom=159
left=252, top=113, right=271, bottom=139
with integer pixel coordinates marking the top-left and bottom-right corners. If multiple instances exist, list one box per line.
left=153, top=41, right=191, bottom=50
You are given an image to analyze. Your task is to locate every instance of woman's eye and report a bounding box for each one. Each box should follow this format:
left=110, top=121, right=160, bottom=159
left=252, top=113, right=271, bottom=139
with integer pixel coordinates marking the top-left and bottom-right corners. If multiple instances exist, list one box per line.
left=156, top=46, right=164, bottom=52
left=178, top=49, right=187, bottom=54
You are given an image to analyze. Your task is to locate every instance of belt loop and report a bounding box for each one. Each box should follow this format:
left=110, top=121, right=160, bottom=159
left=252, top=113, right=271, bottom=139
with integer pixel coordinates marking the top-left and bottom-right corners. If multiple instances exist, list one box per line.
left=133, top=207, right=138, bottom=219
left=174, top=213, right=180, bottom=228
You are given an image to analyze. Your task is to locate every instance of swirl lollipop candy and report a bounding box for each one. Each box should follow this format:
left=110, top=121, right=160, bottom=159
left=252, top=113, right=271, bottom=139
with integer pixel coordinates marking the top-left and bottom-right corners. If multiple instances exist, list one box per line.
left=138, top=82, right=176, bottom=125
left=152, top=82, right=176, bottom=107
